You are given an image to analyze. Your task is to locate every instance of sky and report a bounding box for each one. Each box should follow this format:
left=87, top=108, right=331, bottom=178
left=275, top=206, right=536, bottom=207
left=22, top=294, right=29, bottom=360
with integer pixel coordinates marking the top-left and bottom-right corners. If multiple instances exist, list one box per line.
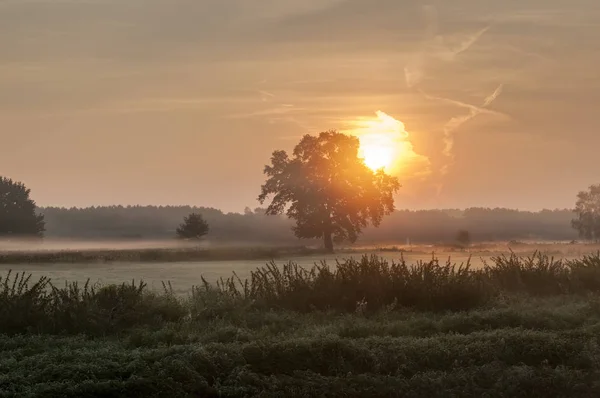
left=1, top=0, right=599, bottom=212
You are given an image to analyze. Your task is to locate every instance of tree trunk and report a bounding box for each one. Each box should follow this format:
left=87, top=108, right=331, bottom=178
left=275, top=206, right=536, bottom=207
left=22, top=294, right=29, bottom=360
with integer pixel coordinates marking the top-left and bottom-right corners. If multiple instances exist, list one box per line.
left=322, top=204, right=334, bottom=253
left=323, top=231, right=334, bottom=253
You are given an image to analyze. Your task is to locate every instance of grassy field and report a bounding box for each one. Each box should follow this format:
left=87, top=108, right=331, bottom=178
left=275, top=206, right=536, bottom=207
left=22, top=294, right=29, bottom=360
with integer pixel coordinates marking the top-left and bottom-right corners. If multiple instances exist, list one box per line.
left=2, top=253, right=600, bottom=396
left=1, top=241, right=599, bottom=295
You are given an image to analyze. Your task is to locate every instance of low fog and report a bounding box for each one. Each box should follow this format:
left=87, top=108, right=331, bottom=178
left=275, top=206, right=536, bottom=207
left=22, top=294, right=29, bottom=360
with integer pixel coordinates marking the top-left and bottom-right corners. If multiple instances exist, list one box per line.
left=0, top=238, right=282, bottom=253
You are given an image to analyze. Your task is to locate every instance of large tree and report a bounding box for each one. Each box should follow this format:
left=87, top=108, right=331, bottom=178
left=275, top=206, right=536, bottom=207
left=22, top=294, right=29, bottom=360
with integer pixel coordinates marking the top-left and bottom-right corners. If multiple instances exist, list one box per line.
left=0, top=177, right=45, bottom=238
left=572, top=184, right=600, bottom=242
left=258, top=130, right=401, bottom=252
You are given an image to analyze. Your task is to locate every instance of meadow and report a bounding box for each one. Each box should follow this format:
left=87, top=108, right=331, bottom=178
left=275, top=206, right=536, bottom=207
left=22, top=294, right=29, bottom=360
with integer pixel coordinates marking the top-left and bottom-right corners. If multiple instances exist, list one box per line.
left=0, top=241, right=597, bottom=294
left=2, top=252, right=600, bottom=396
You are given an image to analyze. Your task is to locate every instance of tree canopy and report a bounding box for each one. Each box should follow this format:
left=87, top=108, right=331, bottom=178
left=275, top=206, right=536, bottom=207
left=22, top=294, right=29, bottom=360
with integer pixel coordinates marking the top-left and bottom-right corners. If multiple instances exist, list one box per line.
left=258, top=130, right=401, bottom=251
left=0, top=176, right=45, bottom=238
left=572, top=184, right=600, bottom=241
left=176, top=213, right=209, bottom=240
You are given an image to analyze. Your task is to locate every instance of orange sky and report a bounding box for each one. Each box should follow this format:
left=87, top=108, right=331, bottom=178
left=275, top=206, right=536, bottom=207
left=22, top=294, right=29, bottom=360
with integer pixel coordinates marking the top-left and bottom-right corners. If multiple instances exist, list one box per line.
left=1, top=0, right=599, bottom=211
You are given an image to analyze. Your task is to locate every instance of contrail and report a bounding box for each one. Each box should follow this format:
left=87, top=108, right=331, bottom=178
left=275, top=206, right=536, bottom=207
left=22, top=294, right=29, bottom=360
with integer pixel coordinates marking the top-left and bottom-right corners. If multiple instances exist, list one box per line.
left=438, top=84, right=505, bottom=163
left=448, top=25, right=492, bottom=59
left=482, top=84, right=503, bottom=107
left=419, top=88, right=508, bottom=118
left=404, top=5, right=493, bottom=88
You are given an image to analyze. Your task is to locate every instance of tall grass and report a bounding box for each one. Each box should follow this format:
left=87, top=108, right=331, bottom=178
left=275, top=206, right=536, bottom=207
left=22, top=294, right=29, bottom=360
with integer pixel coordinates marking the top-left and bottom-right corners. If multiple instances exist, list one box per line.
left=215, top=255, right=489, bottom=313
left=484, top=251, right=600, bottom=295
left=0, top=271, right=186, bottom=335
left=2, top=252, right=600, bottom=336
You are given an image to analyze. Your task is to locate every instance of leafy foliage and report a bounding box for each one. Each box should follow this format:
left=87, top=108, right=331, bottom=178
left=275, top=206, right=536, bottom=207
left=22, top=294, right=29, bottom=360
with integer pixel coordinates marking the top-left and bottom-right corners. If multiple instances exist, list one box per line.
left=258, top=131, right=400, bottom=251
left=572, top=184, right=600, bottom=241
left=176, top=213, right=209, bottom=240
left=1, top=296, right=600, bottom=397
left=0, top=176, right=45, bottom=238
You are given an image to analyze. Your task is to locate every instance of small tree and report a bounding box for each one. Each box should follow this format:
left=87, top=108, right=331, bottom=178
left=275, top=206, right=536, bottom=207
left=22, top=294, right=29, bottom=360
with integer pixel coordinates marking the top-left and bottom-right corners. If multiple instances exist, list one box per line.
left=456, top=230, right=471, bottom=248
left=258, top=130, right=400, bottom=252
left=0, top=176, right=45, bottom=238
left=176, top=213, right=209, bottom=240
left=572, top=184, right=600, bottom=242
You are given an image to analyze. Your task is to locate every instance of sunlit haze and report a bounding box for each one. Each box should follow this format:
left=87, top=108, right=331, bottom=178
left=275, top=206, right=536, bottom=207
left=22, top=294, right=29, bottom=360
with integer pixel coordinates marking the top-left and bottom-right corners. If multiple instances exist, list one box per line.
left=2, top=0, right=599, bottom=211
left=350, top=111, right=431, bottom=177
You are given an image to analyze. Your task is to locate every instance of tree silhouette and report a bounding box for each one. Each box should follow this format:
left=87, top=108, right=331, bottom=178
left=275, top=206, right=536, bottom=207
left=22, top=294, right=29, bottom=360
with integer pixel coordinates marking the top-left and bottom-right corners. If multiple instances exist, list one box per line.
left=456, top=230, right=471, bottom=247
left=572, top=184, right=600, bottom=242
left=0, top=176, right=45, bottom=238
left=176, top=213, right=209, bottom=240
left=258, top=130, right=401, bottom=252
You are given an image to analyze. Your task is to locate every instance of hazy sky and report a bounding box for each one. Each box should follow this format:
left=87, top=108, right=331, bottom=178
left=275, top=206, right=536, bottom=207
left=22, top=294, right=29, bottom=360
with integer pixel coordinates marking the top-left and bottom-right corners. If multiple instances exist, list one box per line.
left=2, top=0, right=599, bottom=212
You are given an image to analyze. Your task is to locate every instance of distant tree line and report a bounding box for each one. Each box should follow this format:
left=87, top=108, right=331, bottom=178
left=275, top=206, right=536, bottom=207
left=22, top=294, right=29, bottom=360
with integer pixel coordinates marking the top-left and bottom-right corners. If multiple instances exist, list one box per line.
left=37, top=205, right=579, bottom=245
left=38, top=206, right=295, bottom=244
left=4, top=165, right=600, bottom=247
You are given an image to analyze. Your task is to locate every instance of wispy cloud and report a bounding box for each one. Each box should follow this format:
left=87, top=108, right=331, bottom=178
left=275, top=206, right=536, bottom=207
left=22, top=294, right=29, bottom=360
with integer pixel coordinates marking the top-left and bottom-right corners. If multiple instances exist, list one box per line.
left=404, top=5, right=493, bottom=88
left=429, top=84, right=506, bottom=173
left=228, top=105, right=304, bottom=119
left=257, top=90, right=276, bottom=102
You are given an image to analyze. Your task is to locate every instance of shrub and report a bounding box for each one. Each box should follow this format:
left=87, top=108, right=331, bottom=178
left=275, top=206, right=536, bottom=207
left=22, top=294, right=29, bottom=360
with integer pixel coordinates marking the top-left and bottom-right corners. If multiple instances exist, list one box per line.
left=196, top=255, right=490, bottom=313
left=484, top=252, right=570, bottom=296
left=0, top=271, right=187, bottom=335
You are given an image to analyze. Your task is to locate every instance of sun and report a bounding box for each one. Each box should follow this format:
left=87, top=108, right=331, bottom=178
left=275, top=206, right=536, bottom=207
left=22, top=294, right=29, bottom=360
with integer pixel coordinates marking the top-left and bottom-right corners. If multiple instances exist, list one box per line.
left=347, top=110, right=433, bottom=179
left=359, top=134, right=396, bottom=171
left=351, top=111, right=410, bottom=172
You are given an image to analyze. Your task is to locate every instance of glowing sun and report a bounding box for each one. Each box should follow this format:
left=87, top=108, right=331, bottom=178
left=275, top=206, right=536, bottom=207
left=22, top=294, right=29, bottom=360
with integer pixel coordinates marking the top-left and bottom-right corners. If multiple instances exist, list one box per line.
left=347, top=111, right=432, bottom=177
left=350, top=111, right=410, bottom=172
left=359, top=134, right=396, bottom=171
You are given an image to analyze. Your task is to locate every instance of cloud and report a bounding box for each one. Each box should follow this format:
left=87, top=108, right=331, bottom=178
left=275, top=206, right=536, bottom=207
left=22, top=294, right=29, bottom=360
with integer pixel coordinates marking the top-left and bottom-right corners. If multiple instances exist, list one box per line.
left=404, top=5, right=493, bottom=88
left=257, top=90, right=276, bottom=102
left=404, top=25, right=493, bottom=87
left=428, top=84, right=506, bottom=170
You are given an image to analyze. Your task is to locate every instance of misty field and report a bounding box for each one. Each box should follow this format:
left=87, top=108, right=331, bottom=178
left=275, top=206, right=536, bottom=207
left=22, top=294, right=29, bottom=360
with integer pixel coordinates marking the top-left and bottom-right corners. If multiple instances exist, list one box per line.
left=0, top=251, right=481, bottom=295
left=0, top=241, right=597, bottom=294
left=2, top=253, right=600, bottom=396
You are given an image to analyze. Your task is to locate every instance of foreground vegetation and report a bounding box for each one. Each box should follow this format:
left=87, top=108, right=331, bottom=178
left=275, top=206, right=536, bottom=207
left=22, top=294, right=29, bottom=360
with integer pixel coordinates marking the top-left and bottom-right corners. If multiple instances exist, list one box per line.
left=2, top=297, right=599, bottom=397
left=3, top=253, right=600, bottom=396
